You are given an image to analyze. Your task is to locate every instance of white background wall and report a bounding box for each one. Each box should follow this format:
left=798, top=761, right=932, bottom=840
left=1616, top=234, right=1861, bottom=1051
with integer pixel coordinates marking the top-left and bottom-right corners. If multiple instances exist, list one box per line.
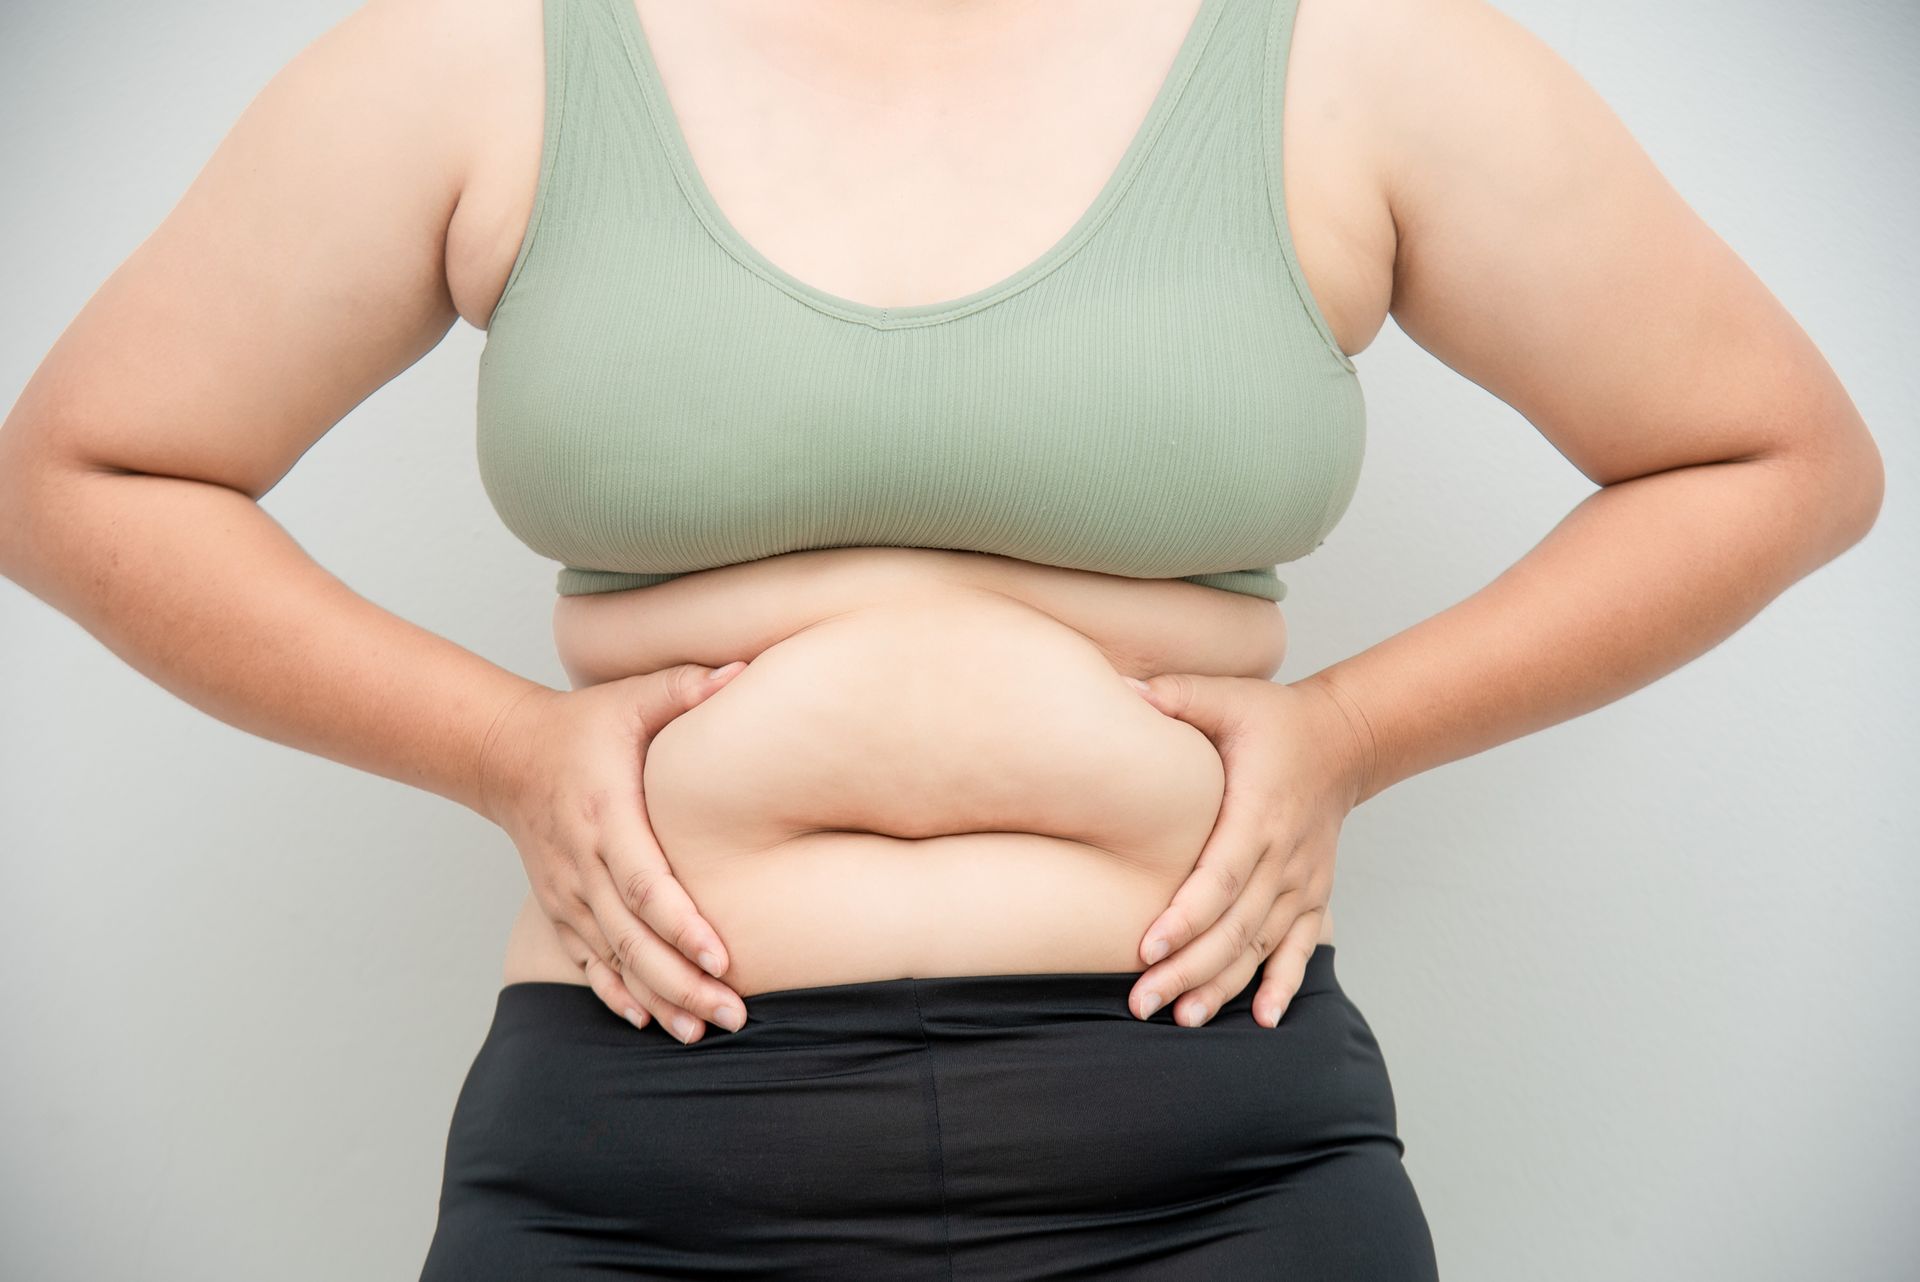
left=2, top=1, right=1913, bottom=1278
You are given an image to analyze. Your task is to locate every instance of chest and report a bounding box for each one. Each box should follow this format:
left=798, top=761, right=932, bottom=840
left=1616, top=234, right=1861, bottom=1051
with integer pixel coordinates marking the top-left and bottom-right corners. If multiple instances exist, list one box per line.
left=617, top=0, right=1222, bottom=316
left=470, top=0, right=1365, bottom=601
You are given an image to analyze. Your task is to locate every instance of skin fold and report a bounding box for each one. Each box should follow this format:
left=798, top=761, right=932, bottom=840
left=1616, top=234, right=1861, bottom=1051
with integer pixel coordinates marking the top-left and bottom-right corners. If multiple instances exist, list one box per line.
left=503, top=548, right=1290, bottom=1001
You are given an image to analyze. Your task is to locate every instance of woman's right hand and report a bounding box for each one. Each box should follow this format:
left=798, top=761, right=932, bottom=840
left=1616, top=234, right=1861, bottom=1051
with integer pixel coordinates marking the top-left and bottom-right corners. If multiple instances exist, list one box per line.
left=476, top=660, right=752, bottom=1043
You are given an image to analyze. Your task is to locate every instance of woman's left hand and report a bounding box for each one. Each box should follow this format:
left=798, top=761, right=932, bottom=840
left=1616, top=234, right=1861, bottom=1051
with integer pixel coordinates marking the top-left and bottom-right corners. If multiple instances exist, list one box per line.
left=1121, top=672, right=1374, bottom=1029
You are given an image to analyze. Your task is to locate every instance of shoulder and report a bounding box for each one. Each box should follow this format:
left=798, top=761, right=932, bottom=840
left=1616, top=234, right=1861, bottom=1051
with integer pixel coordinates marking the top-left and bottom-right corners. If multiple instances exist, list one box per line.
left=1336, top=0, right=1628, bottom=231
left=351, top=0, right=547, bottom=327
left=324, top=0, right=541, bottom=206
left=1250, top=0, right=1596, bottom=365
left=1295, top=0, right=1604, bottom=265
left=1325, top=0, right=1875, bottom=506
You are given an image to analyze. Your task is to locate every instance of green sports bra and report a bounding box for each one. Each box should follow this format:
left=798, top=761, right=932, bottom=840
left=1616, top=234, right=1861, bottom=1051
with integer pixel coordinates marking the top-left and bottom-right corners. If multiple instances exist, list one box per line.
left=477, top=0, right=1364, bottom=604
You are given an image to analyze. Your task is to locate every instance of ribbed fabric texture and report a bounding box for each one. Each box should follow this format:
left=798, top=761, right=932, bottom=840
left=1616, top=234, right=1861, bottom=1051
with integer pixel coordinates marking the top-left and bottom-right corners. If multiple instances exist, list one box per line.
left=476, top=0, right=1365, bottom=603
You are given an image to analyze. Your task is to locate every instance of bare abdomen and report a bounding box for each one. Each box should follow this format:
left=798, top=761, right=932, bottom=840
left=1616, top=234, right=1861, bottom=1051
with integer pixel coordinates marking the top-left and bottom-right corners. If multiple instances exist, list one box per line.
left=503, top=545, right=1328, bottom=997
left=502, top=552, right=1333, bottom=997
left=635, top=591, right=1223, bottom=993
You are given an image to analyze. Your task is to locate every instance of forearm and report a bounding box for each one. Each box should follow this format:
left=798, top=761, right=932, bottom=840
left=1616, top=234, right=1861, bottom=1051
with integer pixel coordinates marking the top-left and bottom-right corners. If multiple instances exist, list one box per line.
left=1, top=463, right=550, bottom=821
left=1299, top=452, right=1879, bottom=806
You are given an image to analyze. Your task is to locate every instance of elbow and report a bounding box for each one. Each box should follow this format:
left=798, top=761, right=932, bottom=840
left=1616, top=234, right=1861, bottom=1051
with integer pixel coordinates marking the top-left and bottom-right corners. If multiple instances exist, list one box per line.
left=0, top=427, right=51, bottom=589
left=1824, top=427, right=1886, bottom=552
left=1775, top=419, right=1886, bottom=567
left=0, top=396, right=92, bottom=589
left=0, top=436, right=118, bottom=595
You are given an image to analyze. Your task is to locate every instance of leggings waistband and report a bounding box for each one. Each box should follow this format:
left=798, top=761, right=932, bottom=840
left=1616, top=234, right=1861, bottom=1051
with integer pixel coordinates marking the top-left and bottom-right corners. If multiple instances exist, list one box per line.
left=494, top=942, right=1341, bottom=1044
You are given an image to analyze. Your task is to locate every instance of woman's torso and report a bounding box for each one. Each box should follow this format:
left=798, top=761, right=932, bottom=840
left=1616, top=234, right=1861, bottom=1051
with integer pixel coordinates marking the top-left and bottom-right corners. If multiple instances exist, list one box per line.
left=443, top=0, right=1395, bottom=996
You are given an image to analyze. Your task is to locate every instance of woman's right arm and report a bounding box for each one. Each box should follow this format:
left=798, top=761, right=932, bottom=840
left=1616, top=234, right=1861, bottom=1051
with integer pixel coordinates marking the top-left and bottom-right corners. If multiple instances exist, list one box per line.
left=0, top=0, right=749, bottom=1041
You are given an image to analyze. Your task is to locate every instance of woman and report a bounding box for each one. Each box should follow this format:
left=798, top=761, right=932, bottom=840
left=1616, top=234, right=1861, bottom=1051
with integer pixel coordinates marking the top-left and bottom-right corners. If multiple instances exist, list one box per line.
left=0, top=0, right=1882, bottom=1277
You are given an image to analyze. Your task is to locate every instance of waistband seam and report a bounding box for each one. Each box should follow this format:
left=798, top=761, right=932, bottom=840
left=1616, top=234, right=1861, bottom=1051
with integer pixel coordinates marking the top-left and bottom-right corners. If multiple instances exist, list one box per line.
left=910, top=980, right=958, bottom=1279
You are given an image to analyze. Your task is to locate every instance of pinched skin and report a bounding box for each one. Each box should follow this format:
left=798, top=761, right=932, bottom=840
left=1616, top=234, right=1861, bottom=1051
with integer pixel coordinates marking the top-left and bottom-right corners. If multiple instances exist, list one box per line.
left=501, top=547, right=1332, bottom=998
left=635, top=592, right=1226, bottom=993
left=642, top=592, right=1225, bottom=862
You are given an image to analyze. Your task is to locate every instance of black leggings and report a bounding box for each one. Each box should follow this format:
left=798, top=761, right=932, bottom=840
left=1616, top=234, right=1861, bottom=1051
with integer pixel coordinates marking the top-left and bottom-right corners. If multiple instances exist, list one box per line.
left=419, top=943, right=1438, bottom=1279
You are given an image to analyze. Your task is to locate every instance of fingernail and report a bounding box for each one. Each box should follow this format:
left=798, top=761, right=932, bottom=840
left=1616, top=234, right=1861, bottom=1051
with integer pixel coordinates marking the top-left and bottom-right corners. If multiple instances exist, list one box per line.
left=714, top=1005, right=745, bottom=1032
left=623, top=1007, right=645, bottom=1030
left=1186, top=1003, right=1210, bottom=1027
left=1125, top=677, right=1151, bottom=695
left=697, top=949, right=724, bottom=977
left=1138, top=991, right=1163, bottom=1020
left=671, top=1014, right=698, bottom=1043
left=1143, top=937, right=1170, bottom=965
left=708, top=661, right=745, bottom=682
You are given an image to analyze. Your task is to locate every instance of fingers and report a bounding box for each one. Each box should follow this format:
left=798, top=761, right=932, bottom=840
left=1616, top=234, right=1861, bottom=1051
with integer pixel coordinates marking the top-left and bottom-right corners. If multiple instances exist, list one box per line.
left=580, top=860, right=747, bottom=1043
left=1158, top=925, right=1267, bottom=1029
left=1136, top=790, right=1271, bottom=968
left=499, top=661, right=756, bottom=1045
left=1125, top=671, right=1340, bottom=1030
left=564, top=901, right=724, bottom=1045
left=531, top=888, right=722, bottom=1049
left=1136, top=839, right=1262, bottom=970
left=1134, top=718, right=1280, bottom=969
left=583, top=955, right=653, bottom=1030
left=598, top=793, right=732, bottom=980
left=549, top=916, right=650, bottom=1029
left=1129, top=852, right=1291, bottom=1022
left=564, top=887, right=705, bottom=1043
left=1251, top=908, right=1324, bottom=1028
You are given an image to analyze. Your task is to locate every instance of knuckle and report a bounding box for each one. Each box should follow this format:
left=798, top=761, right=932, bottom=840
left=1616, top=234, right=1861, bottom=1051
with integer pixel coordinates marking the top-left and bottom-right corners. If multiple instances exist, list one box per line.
left=1216, top=911, right=1252, bottom=957
left=1209, top=863, right=1243, bottom=903
left=1157, top=906, right=1190, bottom=946
left=622, top=867, right=661, bottom=914
left=612, top=928, right=647, bottom=971
left=665, top=915, right=700, bottom=954
left=1151, top=956, right=1185, bottom=991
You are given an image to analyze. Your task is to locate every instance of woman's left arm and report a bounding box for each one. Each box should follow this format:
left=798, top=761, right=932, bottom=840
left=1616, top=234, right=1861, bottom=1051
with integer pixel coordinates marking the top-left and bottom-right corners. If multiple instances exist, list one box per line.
left=1127, top=0, right=1885, bottom=1029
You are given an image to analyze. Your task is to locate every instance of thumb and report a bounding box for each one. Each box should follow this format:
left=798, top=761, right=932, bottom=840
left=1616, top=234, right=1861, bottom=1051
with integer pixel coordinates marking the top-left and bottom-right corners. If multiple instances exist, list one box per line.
left=627, top=660, right=748, bottom=736
left=1129, top=671, right=1248, bottom=738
